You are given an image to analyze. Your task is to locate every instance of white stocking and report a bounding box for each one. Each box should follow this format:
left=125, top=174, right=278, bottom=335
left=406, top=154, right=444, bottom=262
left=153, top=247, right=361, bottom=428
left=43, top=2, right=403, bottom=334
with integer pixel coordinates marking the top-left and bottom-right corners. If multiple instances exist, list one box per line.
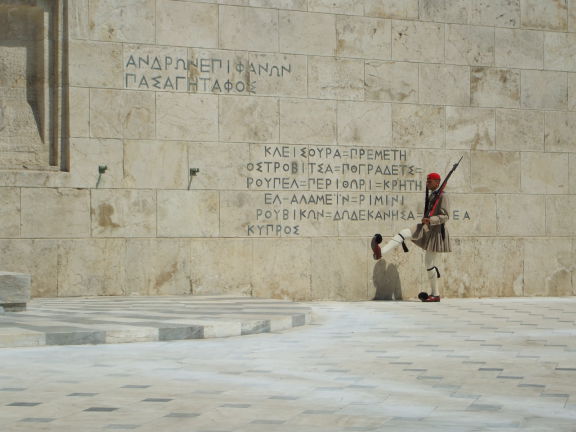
left=425, top=251, right=440, bottom=296
left=380, top=228, right=412, bottom=255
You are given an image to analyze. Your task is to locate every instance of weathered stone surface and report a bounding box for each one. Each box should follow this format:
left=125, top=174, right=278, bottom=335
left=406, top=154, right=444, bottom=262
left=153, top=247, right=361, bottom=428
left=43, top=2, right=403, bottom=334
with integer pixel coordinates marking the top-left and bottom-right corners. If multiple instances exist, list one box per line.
left=449, top=194, right=497, bottom=236
left=470, top=0, right=520, bottom=28
left=220, top=96, right=279, bottom=143
left=445, top=24, right=494, bottom=66
left=392, top=20, right=444, bottom=63
left=250, top=0, right=307, bottom=9
left=124, top=140, right=188, bottom=189
left=69, top=41, right=123, bottom=88
left=337, top=101, right=391, bottom=147
left=571, top=0, right=576, bottom=31
left=90, top=89, right=155, bottom=139
left=546, top=195, right=576, bottom=236
left=308, top=57, right=364, bottom=100
left=419, top=63, right=470, bottom=106
left=522, top=71, right=568, bottom=110
left=91, top=189, right=156, bottom=238
left=419, top=0, right=471, bottom=24
left=280, top=99, right=336, bottom=145
left=248, top=53, right=307, bottom=97
left=523, top=238, right=574, bottom=296
left=69, top=87, right=90, bottom=138
left=471, top=151, right=521, bottom=193
left=157, top=0, right=217, bottom=47
left=126, top=239, right=191, bottom=296
left=495, top=28, right=544, bottom=69
left=311, top=239, right=368, bottom=300
left=220, top=5, right=278, bottom=52
left=68, top=138, right=124, bottom=189
left=392, top=104, right=444, bottom=148
left=89, top=0, right=155, bottom=43
left=0, top=272, right=31, bottom=307
left=569, top=73, right=576, bottom=110
left=522, top=152, right=569, bottom=194
left=188, top=142, right=250, bottom=190
left=190, top=238, right=253, bottom=296
left=571, top=154, right=576, bottom=193
left=544, top=32, right=576, bottom=72
left=365, top=0, right=419, bottom=19
left=279, top=11, right=336, bottom=56
left=471, top=67, right=521, bottom=108
left=495, top=109, right=544, bottom=151
left=156, top=93, right=218, bottom=141
left=308, top=0, right=363, bottom=15
left=21, top=189, right=91, bottom=238
left=158, top=190, right=219, bottom=237
left=409, top=149, right=471, bottom=193
left=0, top=240, right=57, bottom=298
left=446, top=107, right=495, bottom=150
left=69, top=0, right=89, bottom=40
left=336, top=15, right=391, bottom=60
left=58, top=239, right=126, bottom=297
left=252, top=238, right=311, bottom=300
left=521, top=0, right=568, bottom=31
left=445, top=238, right=524, bottom=297
left=497, top=194, right=546, bottom=236
left=0, top=188, right=20, bottom=238
left=544, top=111, right=576, bottom=152
left=365, top=61, right=418, bottom=103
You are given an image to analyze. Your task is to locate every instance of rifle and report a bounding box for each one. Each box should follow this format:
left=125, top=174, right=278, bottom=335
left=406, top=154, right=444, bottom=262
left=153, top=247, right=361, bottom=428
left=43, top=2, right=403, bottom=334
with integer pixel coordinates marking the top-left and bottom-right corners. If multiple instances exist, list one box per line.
left=425, top=156, right=463, bottom=219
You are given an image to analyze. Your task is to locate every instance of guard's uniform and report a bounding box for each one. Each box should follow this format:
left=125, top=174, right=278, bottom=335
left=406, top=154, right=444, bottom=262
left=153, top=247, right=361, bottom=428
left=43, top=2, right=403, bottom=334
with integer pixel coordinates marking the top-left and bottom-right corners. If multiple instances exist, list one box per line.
left=411, top=192, right=451, bottom=253
left=372, top=184, right=452, bottom=301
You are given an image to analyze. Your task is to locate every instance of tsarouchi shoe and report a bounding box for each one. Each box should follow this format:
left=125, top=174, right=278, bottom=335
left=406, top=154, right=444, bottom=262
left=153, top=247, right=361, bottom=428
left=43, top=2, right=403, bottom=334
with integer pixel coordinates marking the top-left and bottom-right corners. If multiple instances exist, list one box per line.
left=371, top=234, right=383, bottom=260
left=423, top=296, right=441, bottom=302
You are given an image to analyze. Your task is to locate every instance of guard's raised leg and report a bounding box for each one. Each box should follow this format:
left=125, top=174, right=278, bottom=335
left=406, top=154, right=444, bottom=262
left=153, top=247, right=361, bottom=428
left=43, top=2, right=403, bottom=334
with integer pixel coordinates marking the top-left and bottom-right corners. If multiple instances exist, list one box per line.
left=371, top=228, right=412, bottom=260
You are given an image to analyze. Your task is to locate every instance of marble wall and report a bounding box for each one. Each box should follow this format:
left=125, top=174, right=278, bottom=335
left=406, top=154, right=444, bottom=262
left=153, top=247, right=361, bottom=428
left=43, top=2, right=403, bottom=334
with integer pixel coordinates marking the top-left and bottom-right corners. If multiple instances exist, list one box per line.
left=0, top=0, right=575, bottom=300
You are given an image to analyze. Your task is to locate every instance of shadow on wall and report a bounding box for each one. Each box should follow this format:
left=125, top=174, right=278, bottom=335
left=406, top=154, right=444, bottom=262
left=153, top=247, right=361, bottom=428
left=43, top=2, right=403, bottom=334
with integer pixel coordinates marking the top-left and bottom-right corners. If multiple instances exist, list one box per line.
left=372, top=259, right=403, bottom=301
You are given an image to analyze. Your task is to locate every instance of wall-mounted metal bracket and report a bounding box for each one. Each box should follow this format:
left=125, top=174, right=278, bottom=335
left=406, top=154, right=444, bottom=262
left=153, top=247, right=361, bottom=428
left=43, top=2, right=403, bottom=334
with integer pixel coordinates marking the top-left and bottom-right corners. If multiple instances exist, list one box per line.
left=96, top=165, right=107, bottom=188
left=188, top=168, right=199, bottom=189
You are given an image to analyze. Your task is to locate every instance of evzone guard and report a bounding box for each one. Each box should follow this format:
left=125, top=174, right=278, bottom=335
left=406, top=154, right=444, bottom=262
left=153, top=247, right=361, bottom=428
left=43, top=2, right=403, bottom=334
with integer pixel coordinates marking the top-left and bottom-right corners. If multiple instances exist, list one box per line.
left=371, top=157, right=462, bottom=302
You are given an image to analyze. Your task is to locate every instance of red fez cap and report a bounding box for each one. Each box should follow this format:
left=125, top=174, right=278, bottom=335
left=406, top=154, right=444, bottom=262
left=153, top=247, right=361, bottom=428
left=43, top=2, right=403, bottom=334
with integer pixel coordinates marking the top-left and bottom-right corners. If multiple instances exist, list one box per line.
left=427, top=172, right=441, bottom=180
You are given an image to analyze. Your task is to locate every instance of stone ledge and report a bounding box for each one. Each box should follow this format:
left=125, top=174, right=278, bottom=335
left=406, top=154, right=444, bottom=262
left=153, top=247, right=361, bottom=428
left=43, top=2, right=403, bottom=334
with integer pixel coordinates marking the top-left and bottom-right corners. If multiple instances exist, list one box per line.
left=0, top=272, right=31, bottom=312
left=0, top=295, right=313, bottom=348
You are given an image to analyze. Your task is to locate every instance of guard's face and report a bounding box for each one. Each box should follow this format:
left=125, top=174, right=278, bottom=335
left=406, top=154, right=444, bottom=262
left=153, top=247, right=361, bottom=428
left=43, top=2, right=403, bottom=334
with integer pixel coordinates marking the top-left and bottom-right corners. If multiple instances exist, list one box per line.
left=426, top=178, right=440, bottom=190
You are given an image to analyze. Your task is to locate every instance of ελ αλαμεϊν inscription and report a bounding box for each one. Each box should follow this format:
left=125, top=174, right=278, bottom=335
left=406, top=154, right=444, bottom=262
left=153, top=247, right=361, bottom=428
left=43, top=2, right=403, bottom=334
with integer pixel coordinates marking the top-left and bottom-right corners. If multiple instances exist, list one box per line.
left=244, top=145, right=470, bottom=237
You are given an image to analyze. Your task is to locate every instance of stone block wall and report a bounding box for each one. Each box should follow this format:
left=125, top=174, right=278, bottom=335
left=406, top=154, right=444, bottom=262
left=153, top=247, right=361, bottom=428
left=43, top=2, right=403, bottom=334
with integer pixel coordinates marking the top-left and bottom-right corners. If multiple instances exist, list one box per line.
left=0, top=0, right=575, bottom=300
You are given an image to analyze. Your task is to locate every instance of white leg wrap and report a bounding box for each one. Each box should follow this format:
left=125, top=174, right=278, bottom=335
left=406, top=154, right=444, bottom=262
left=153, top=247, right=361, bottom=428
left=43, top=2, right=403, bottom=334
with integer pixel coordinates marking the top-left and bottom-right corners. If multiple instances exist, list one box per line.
left=380, top=228, right=412, bottom=255
left=425, top=251, right=440, bottom=296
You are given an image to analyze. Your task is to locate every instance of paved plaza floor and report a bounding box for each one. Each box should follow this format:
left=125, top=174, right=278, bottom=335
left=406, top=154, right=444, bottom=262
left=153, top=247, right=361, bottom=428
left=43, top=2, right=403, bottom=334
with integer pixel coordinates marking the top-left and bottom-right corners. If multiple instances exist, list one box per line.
left=1, top=297, right=575, bottom=431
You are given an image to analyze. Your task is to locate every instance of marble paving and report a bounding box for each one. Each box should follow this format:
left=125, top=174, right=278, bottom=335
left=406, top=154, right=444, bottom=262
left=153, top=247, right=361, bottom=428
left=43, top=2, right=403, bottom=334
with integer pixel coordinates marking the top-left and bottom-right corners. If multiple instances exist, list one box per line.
left=0, top=296, right=312, bottom=347
left=1, top=297, right=576, bottom=431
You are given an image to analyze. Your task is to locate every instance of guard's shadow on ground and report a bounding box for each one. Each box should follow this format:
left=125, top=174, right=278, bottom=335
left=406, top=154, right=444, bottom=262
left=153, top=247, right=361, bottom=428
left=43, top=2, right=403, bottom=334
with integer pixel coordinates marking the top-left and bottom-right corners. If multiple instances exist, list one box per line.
left=372, top=259, right=403, bottom=300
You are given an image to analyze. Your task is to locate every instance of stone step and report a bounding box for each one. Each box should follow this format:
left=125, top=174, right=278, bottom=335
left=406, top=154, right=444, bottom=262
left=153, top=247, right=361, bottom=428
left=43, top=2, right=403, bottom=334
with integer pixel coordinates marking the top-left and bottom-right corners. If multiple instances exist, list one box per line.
left=0, top=295, right=313, bottom=348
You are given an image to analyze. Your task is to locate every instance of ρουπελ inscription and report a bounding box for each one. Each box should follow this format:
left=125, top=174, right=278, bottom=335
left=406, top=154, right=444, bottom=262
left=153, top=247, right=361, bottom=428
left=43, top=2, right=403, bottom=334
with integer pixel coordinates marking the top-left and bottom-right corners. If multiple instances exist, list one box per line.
left=245, top=145, right=471, bottom=237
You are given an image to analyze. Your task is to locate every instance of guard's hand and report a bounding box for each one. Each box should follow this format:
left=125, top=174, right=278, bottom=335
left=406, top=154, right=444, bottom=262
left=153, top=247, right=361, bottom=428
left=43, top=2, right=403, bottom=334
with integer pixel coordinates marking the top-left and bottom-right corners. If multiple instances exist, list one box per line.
left=422, top=218, right=430, bottom=225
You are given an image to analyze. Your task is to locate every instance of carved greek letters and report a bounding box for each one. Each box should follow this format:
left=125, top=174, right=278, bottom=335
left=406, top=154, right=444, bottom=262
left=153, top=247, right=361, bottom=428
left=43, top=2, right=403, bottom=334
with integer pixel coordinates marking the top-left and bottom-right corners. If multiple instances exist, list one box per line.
left=124, top=52, right=291, bottom=95
left=244, top=145, right=471, bottom=237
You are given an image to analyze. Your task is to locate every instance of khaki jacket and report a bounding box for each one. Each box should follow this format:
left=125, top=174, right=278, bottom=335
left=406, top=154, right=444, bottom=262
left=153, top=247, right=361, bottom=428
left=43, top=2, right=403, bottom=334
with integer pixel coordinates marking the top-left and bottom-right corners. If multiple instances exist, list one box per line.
left=412, top=193, right=451, bottom=253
